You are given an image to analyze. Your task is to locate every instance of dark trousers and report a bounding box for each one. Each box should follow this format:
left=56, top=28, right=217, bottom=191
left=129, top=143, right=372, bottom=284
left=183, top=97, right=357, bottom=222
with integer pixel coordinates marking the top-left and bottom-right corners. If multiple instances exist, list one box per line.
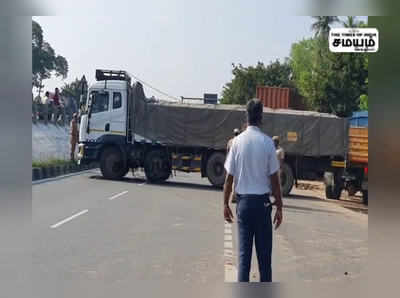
left=236, top=194, right=273, bottom=282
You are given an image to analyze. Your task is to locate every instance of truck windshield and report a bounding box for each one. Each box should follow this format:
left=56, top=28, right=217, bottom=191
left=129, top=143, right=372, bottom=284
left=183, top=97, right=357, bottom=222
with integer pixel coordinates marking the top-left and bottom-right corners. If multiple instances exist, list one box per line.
left=89, top=91, right=109, bottom=114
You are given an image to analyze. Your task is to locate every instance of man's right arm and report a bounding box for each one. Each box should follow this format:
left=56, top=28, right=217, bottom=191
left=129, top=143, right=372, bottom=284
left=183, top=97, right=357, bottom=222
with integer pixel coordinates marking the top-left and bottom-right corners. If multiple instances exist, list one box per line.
left=271, top=172, right=283, bottom=230
left=268, top=142, right=283, bottom=229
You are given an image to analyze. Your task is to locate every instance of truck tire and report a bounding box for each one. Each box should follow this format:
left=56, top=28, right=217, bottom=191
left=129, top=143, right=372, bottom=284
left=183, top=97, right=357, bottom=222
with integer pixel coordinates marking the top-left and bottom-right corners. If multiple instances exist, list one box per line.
left=325, top=182, right=342, bottom=200
left=100, top=147, right=128, bottom=180
left=281, top=162, right=294, bottom=196
left=144, top=149, right=171, bottom=183
left=362, top=190, right=368, bottom=205
left=206, top=152, right=226, bottom=188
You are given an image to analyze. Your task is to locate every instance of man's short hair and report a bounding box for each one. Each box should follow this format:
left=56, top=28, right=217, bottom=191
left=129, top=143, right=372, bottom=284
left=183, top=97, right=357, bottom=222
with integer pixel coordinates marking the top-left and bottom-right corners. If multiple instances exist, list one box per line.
left=45, top=91, right=50, bottom=96
left=246, top=98, right=263, bottom=126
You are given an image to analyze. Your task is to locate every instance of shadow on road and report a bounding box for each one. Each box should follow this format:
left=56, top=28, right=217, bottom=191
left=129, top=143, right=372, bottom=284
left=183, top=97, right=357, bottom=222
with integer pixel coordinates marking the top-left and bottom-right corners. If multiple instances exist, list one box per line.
left=287, top=194, right=322, bottom=202
left=289, top=193, right=368, bottom=215
left=151, top=180, right=221, bottom=192
left=89, top=175, right=221, bottom=192
left=283, top=204, right=341, bottom=215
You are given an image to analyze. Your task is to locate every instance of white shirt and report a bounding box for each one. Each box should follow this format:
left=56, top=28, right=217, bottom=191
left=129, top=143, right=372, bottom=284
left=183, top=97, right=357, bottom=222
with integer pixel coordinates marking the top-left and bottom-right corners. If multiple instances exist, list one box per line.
left=41, top=96, right=49, bottom=105
left=224, top=126, right=280, bottom=195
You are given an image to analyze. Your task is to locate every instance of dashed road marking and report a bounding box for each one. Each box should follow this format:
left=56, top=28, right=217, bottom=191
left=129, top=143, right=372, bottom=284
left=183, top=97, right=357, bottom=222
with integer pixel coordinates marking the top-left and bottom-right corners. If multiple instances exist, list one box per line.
left=224, top=221, right=237, bottom=282
left=108, top=191, right=129, bottom=200
left=50, top=209, right=88, bottom=229
left=224, top=234, right=232, bottom=241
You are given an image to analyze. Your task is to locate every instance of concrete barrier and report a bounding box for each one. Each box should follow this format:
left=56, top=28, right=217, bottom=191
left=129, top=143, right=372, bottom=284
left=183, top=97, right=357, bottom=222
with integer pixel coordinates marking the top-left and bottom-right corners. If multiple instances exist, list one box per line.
left=32, top=162, right=98, bottom=181
left=47, top=166, right=55, bottom=178
left=32, top=167, right=42, bottom=181
left=54, top=166, right=61, bottom=177
left=41, top=167, right=48, bottom=179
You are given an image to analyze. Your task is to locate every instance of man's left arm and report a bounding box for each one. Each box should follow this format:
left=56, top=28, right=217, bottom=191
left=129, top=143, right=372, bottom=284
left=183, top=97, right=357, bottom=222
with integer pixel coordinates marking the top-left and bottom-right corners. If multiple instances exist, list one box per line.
left=223, top=144, right=236, bottom=223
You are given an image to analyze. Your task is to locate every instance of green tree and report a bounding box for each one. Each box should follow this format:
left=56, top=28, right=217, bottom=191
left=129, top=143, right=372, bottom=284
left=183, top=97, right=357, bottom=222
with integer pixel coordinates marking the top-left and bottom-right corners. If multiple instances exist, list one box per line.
left=289, top=38, right=317, bottom=107
left=61, top=78, right=83, bottom=108
left=359, top=94, right=368, bottom=110
left=311, top=16, right=339, bottom=38
left=288, top=16, right=368, bottom=116
left=221, top=60, right=294, bottom=105
left=342, top=16, right=359, bottom=28
left=290, top=20, right=368, bottom=116
left=32, top=20, right=68, bottom=90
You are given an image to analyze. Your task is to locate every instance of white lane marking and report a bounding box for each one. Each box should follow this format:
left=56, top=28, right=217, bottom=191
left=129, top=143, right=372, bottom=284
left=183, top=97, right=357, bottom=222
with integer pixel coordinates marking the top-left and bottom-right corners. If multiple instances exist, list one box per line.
left=108, top=190, right=129, bottom=201
left=50, top=209, right=88, bottom=229
left=225, top=264, right=238, bottom=283
left=224, top=241, right=233, bottom=249
left=224, top=249, right=233, bottom=257
left=224, top=217, right=237, bottom=282
left=225, top=234, right=232, bottom=241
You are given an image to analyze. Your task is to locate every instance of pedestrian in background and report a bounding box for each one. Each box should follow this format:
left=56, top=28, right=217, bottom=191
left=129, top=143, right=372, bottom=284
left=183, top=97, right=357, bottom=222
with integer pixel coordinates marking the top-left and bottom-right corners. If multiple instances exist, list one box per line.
left=273, top=136, right=285, bottom=169
left=70, top=113, right=79, bottom=162
left=223, top=98, right=283, bottom=282
left=273, top=136, right=285, bottom=188
left=53, top=87, right=61, bottom=122
left=40, top=91, right=51, bottom=122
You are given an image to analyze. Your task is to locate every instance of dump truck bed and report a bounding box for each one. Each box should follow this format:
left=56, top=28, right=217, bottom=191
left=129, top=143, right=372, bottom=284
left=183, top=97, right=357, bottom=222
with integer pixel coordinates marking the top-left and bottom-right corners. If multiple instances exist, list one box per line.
left=348, top=127, right=368, bottom=164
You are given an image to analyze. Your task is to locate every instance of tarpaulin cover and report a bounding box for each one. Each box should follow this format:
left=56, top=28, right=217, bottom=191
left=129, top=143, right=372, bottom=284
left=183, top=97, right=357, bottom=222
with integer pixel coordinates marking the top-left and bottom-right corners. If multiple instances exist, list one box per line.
left=131, top=83, right=349, bottom=157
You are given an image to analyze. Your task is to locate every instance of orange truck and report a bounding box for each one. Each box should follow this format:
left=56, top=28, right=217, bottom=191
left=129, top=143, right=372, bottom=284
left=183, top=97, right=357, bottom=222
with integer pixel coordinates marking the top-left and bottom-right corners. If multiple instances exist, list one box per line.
left=324, top=116, right=368, bottom=205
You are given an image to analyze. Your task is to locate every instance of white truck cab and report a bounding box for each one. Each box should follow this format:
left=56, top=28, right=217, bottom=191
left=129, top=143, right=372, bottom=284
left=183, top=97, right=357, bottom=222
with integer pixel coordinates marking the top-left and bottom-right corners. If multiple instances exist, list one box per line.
left=80, top=80, right=128, bottom=143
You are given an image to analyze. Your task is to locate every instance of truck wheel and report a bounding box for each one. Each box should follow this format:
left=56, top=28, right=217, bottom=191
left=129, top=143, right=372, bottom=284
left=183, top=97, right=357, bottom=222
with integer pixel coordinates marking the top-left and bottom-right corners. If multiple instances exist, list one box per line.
left=144, top=149, right=171, bottom=183
left=206, top=152, right=226, bottom=188
left=281, top=162, right=294, bottom=196
left=362, top=190, right=368, bottom=205
left=325, top=183, right=342, bottom=200
left=347, top=184, right=358, bottom=196
left=100, top=147, right=128, bottom=180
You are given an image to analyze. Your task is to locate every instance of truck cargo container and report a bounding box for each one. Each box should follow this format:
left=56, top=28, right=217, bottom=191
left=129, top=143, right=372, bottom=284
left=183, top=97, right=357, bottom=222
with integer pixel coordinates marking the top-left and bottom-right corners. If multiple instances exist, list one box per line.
left=256, top=86, right=306, bottom=110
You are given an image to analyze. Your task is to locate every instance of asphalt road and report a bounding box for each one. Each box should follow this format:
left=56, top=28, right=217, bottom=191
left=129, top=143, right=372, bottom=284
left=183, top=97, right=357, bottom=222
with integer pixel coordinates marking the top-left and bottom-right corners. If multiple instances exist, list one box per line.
left=33, top=169, right=367, bottom=296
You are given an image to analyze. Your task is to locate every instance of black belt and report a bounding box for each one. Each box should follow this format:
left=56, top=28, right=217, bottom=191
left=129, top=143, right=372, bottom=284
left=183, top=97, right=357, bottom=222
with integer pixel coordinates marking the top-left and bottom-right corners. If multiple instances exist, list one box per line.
left=236, top=193, right=270, bottom=199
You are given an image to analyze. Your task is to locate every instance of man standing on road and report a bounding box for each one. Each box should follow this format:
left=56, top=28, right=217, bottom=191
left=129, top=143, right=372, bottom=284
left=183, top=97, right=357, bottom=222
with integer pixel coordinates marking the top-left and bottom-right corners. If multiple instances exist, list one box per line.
left=70, top=113, right=79, bottom=162
left=223, top=98, right=283, bottom=282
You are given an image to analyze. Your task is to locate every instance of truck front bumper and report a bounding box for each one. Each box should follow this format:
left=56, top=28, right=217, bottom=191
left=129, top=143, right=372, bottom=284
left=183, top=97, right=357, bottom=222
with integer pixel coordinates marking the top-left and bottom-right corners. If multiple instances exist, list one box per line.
left=77, top=142, right=101, bottom=165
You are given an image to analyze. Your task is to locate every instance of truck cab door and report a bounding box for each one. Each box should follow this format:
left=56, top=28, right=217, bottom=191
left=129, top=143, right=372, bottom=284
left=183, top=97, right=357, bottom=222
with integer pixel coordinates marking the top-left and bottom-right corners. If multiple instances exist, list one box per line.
left=87, top=90, right=111, bottom=140
left=109, top=90, right=126, bottom=136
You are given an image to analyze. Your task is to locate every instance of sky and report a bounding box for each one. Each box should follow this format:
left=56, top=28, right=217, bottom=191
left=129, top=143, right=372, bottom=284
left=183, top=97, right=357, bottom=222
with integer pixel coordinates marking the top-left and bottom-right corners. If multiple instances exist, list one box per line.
left=33, top=7, right=367, bottom=101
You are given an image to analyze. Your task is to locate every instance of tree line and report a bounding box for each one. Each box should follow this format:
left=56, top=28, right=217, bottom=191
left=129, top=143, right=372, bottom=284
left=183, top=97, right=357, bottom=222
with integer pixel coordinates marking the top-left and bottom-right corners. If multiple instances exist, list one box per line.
left=33, top=17, right=368, bottom=117
left=221, top=16, right=368, bottom=117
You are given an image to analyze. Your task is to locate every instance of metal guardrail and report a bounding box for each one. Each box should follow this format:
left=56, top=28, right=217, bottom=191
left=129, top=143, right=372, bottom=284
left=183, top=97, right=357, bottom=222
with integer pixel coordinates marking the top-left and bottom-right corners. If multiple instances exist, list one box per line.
left=32, top=101, right=71, bottom=126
